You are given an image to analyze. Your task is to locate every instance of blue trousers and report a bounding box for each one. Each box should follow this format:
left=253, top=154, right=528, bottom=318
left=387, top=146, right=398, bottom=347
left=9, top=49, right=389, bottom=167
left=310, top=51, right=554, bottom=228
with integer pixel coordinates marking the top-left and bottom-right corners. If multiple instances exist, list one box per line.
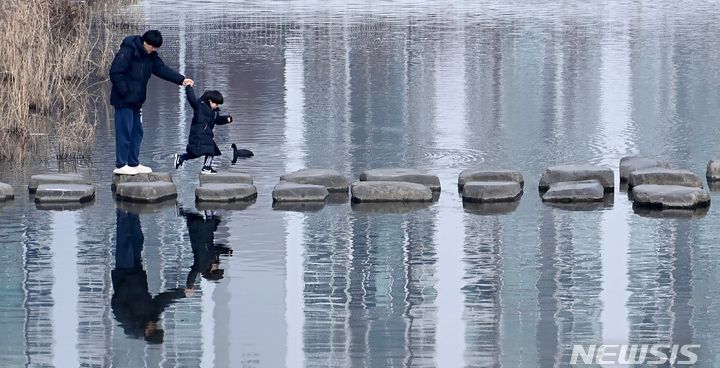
left=115, top=108, right=143, bottom=168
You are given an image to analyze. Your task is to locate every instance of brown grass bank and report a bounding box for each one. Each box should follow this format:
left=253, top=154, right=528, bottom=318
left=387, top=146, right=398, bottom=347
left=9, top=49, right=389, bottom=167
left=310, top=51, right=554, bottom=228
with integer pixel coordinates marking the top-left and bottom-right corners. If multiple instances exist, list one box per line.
left=0, top=0, right=136, bottom=163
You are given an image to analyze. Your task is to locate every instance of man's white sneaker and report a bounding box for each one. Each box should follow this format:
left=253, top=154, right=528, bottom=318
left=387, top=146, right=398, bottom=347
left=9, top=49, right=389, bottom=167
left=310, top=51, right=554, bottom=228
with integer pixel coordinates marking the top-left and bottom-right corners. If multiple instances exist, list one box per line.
left=113, top=165, right=139, bottom=175
left=133, top=164, right=153, bottom=174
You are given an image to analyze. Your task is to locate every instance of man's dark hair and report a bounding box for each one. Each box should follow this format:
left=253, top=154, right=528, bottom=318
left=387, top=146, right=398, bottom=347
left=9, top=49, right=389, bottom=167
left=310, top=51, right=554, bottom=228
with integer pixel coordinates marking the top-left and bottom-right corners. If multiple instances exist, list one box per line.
left=142, top=30, right=163, bottom=48
left=200, top=90, right=224, bottom=105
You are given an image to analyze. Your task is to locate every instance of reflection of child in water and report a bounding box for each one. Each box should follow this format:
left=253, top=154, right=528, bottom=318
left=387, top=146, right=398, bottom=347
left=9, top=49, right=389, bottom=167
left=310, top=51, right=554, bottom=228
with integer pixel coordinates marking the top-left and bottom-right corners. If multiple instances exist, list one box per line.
left=181, top=209, right=233, bottom=295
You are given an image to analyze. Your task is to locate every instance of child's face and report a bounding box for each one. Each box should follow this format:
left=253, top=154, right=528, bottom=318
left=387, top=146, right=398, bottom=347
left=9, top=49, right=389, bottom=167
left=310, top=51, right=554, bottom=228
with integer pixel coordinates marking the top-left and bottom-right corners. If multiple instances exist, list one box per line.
left=209, top=101, right=219, bottom=109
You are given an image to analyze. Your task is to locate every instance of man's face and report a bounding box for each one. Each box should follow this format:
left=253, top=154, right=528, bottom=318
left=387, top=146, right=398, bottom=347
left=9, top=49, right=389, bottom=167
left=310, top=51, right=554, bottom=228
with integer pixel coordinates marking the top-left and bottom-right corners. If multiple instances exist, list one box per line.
left=143, top=41, right=157, bottom=54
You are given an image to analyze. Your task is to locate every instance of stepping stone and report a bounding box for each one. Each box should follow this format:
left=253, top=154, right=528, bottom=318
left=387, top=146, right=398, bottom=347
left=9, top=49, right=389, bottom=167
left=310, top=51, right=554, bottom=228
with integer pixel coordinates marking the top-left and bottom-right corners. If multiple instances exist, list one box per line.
left=112, top=172, right=172, bottom=191
left=0, top=182, right=14, bottom=200
left=458, top=169, right=524, bottom=190
left=539, top=165, right=614, bottom=192
left=619, top=156, right=670, bottom=182
left=541, top=180, right=605, bottom=203
left=631, top=184, right=710, bottom=209
left=196, top=183, right=257, bottom=202
left=34, top=184, right=95, bottom=203
left=115, top=181, right=177, bottom=203
left=351, top=201, right=432, bottom=213
left=463, top=201, right=519, bottom=215
left=627, top=168, right=703, bottom=188
left=272, top=182, right=328, bottom=202
left=280, top=169, right=349, bottom=193
left=351, top=181, right=433, bottom=202
left=462, top=181, right=523, bottom=203
left=707, top=160, right=720, bottom=181
left=359, top=168, right=441, bottom=191
left=198, top=172, right=253, bottom=186
left=28, top=173, right=91, bottom=193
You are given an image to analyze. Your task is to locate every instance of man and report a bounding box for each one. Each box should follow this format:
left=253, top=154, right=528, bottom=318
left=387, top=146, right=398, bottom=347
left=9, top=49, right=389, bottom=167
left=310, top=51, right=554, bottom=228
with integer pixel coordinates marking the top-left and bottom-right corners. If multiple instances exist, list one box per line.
left=109, top=30, right=194, bottom=175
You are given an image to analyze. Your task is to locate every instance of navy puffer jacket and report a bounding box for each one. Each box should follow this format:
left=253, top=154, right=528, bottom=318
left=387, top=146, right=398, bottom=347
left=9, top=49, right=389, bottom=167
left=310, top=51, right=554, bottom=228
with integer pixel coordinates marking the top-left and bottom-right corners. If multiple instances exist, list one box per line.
left=109, top=35, right=185, bottom=109
left=184, top=86, right=232, bottom=158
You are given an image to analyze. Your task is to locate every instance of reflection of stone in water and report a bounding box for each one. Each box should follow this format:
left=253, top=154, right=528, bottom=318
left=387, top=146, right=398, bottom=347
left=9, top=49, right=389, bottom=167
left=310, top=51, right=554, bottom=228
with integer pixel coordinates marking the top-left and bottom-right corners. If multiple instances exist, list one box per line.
left=619, top=181, right=629, bottom=193
left=632, top=205, right=709, bottom=219
left=35, top=199, right=96, bottom=211
left=543, top=193, right=615, bottom=212
left=272, top=201, right=326, bottom=212
left=196, top=198, right=256, bottom=212
left=350, top=201, right=431, bottom=214
left=462, top=200, right=519, bottom=215
left=115, top=198, right=176, bottom=215
left=326, top=192, right=350, bottom=204
left=708, top=181, right=720, bottom=192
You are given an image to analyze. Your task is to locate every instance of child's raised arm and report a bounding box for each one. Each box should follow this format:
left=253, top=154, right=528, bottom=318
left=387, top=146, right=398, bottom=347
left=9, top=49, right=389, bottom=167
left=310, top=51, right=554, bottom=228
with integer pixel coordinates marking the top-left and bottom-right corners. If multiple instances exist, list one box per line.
left=185, top=85, right=199, bottom=109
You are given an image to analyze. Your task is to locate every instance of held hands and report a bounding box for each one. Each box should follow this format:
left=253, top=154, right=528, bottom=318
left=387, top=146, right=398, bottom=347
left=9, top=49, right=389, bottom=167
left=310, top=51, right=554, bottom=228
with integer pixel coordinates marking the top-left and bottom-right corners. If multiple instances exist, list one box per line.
left=182, top=78, right=195, bottom=87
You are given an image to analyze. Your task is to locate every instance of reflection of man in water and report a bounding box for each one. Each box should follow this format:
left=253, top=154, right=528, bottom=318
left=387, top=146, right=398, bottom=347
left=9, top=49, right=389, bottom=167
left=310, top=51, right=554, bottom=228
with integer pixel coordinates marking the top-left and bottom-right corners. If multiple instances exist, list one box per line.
left=111, top=208, right=185, bottom=344
left=182, top=209, right=233, bottom=295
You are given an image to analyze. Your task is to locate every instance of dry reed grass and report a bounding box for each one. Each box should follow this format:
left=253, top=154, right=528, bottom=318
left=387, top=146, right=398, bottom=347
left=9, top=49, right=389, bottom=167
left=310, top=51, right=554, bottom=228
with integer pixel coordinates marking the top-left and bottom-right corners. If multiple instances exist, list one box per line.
left=0, top=0, right=135, bottom=163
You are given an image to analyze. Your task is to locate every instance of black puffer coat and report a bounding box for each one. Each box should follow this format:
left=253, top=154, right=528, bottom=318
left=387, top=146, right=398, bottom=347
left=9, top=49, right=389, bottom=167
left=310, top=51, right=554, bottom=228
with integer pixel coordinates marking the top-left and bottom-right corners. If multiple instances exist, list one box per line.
left=185, top=86, right=232, bottom=158
left=109, top=35, right=185, bottom=109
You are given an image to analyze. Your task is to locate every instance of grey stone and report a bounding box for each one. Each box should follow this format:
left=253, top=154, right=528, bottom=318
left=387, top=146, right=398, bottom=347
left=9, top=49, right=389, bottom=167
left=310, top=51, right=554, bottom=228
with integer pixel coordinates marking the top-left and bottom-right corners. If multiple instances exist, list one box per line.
left=619, top=156, right=670, bottom=181
left=272, top=182, right=329, bottom=202
left=351, top=181, right=433, bottom=202
left=458, top=169, right=524, bottom=189
left=199, top=172, right=253, bottom=186
left=34, top=184, right=95, bottom=203
left=631, top=184, right=710, bottom=209
left=462, top=181, right=523, bottom=203
left=707, top=160, right=720, bottom=181
left=196, top=183, right=257, bottom=202
left=280, top=169, right=349, bottom=193
left=115, top=181, right=177, bottom=203
left=627, top=168, right=703, bottom=188
left=541, top=180, right=605, bottom=203
left=0, top=182, right=14, bottom=200
left=29, top=173, right=91, bottom=193
left=112, top=172, right=172, bottom=191
left=359, top=168, right=441, bottom=191
left=539, top=165, right=614, bottom=191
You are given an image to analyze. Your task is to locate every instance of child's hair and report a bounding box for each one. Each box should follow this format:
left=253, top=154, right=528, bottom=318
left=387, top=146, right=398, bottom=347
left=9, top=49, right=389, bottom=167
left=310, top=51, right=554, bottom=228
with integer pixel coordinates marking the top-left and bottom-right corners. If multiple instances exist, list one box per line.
left=200, top=90, right=224, bottom=105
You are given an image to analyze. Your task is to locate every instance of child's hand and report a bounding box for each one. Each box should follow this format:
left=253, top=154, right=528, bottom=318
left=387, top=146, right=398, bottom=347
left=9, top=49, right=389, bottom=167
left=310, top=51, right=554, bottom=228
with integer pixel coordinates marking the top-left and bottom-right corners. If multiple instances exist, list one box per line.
left=227, top=116, right=233, bottom=123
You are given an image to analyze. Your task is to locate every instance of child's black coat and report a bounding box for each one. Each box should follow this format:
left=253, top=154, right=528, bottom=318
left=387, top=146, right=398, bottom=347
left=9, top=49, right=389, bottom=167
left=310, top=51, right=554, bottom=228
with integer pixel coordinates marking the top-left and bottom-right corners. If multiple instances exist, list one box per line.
left=184, top=86, right=232, bottom=158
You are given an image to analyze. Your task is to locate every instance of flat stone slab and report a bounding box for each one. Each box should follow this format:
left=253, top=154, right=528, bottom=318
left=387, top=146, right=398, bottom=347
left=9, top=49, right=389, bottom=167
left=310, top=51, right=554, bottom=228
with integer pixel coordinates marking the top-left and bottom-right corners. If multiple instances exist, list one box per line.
left=280, top=169, right=349, bottom=193
left=462, top=181, right=523, bottom=202
left=196, top=183, right=257, bottom=202
left=198, top=172, right=253, bottom=186
left=631, top=184, right=710, bottom=209
left=627, top=168, right=703, bottom=188
left=34, top=184, right=95, bottom=203
left=272, top=182, right=329, bottom=202
left=359, top=168, right=441, bottom=192
left=29, top=173, right=91, bottom=193
left=0, top=182, right=14, bottom=200
left=539, top=165, right=614, bottom=191
left=619, top=156, right=670, bottom=182
left=541, top=180, right=605, bottom=203
left=112, top=172, right=172, bottom=190
left=351, top=181, right=433, bottom=202
left=707, top=160, right=720, bottom=181
left=115, top=181, right=177, bottom=203
left=458, top=169, right=524, bottom=189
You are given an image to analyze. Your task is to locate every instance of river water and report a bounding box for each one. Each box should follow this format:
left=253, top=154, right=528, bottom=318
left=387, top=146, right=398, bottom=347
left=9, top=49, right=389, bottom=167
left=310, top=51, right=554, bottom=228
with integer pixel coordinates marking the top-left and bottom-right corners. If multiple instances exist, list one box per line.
left=2, top=1, right=720, bottom=367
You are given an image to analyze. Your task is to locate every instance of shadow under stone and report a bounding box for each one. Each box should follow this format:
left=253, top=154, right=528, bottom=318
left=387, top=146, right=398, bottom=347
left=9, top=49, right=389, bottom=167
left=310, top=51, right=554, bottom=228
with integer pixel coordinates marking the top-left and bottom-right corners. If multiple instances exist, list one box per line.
left=632, top=204, right=709, bottom=219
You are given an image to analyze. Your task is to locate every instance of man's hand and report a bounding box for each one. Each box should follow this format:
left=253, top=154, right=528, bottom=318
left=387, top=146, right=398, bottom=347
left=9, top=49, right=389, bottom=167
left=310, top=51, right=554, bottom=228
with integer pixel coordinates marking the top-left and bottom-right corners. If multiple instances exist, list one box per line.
left=182, top=78, right=194, bottom=87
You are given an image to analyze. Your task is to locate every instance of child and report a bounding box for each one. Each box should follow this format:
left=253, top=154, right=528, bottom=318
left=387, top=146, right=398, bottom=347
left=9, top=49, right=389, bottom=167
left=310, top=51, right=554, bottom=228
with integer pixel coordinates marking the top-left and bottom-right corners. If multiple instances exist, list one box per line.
left=174, top=86, right=232, bottom=174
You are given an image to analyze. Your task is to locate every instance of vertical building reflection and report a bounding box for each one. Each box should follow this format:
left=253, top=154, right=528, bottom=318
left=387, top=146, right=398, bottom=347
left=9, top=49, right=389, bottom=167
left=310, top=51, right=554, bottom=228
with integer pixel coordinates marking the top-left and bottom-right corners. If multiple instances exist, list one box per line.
left=0, top=209, right=25, bottom=367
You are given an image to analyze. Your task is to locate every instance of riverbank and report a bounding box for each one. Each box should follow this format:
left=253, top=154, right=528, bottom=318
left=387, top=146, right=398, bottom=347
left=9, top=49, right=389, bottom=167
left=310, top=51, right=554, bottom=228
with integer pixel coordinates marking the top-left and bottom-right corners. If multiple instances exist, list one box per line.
left=0, top=0, right=133, bottom=163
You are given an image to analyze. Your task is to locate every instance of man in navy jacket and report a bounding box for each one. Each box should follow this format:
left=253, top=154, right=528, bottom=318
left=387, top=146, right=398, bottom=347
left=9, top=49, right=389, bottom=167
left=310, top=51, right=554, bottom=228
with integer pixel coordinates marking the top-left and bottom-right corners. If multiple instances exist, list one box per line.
left=109, top=30, right=194, bottom=175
